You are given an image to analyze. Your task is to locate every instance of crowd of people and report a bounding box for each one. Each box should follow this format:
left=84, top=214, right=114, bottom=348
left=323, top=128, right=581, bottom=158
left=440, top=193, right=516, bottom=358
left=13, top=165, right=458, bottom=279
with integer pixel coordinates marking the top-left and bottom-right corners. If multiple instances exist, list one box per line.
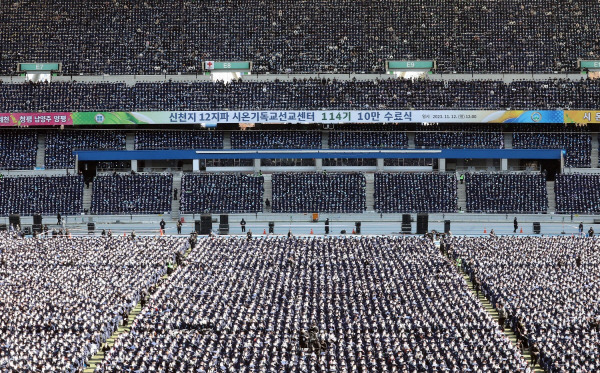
left=0, top=233, right=187, bottom=372
left=91, top=173, right=173, bottom=215
left=555, top=173, right=600, bottom=214
left=0, top=130, right=37, bottom=170
left=374, top=173, right=457, bottom=213
left=465, top=172, right=548, bottom=213
left=0, top=175, right=83, bottom=216
left=3, top=79, right=600, bottom=111
left=230, top=131, right=321, bottom=149
left=512, top=124, right=591, bottom=168
left=45, top=130, right=126, bottom=169
left=96, top=236, right=528, bottom=372
left=180, top=174, right=264, bottom=214
left=1, top=1, right=599, bottom=74
left=272, top=172, right=366, bottom=213
left=134, top=131, right=223, bottom=150
left=414, top=124, right=503, bottom=149
left=329, top=128, right=408, bottom=149
left=448, top=236, right=600, bottom=372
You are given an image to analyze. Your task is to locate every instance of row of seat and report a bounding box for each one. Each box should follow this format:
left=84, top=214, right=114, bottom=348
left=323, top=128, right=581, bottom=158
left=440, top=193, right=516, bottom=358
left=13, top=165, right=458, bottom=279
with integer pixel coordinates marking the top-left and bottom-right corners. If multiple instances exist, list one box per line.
left=3, top=80, right=600, bottom=111
left=2, top=172, right=597, bottom=215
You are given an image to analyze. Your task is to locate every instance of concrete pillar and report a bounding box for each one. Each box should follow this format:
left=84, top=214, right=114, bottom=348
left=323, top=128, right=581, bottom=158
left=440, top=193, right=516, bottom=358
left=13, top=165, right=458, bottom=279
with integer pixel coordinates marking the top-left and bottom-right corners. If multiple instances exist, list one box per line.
left=192, top=159, right=200, bottom=172
left=501, top=158, right=508, bottom=171
left=254, top=158, right=261, bottom=173
left=315, top=158, right=323, bottom=171
left=131, top=159, right=138, bottom=172
left=439, top=158, right=446, bottom=172
left=376, top=158, right=384, bottom=171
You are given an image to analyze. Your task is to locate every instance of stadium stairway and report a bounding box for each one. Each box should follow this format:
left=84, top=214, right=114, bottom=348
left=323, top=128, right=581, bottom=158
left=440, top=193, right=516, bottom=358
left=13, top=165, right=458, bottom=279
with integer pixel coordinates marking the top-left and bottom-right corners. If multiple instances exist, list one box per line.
left=321, top=131, right=329, bottom=149
left=504, top=132, right=513, bottom=149
left=83, top=182, right=93, bottom=213
left=35, top=132, right=45, bottom=168
left=407, top=132, right=415, bottom=148
left=83, top=244, right=193, bottom=372
left=125, top=132, right=135, bottom=150
left=365, top=173, right=375, bottom=211
left=457, top=178, right=467, bottom=212
left=546, top=181, right=556, bottom=213
left=263, top=173, right=272, bottom=212
left=223, top=131, right=231, bottom=149
left=171, top=173, right=182, bottom=220
left=460, top=271, right=543, bottom=372
left=592, top=132, right=599, bottom=168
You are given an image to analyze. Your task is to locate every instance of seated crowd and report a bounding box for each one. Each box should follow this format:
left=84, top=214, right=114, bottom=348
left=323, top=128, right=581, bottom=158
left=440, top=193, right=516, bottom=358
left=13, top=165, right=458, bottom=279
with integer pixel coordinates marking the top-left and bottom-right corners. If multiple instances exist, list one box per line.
left=0, top=233, right=187, bottom=372
left=180, top=174, right=264, bottom=214
left=1, top=1, right=599, bottom=74
left=91, top=174, right=173, bottom=215
left=2, top=79, right=600, bottom=111
left=449, top=236, right=600, bottom=372
left=555, top=173, right=600, bottom=214
left=230, top=131, right=321, bottom=149
left=0, top=175, right=83, bottom=216
left=512, top=124, right=591, bottom=168
left=135, top=131, right=223, bottom=150
left=465, top=172, right=547, bottom=213
left=329, top=127, right=408, bottom=149
left=414, top=124, right=503, bottom=149
left=45, top=130, right=126, bottom=169
left=96, top=236, right=528, bottom=373
left=374, top=173, right=457, bottom=213
left=0, top=130, right=37, bottom=170
left=272, top=172, right=366, bottom=213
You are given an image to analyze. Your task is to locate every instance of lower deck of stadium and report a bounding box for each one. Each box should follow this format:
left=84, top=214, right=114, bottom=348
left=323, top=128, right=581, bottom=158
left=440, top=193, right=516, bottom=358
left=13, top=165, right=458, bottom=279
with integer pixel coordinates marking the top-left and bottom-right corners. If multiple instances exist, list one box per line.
left=2, top=233, right=594, bottom=372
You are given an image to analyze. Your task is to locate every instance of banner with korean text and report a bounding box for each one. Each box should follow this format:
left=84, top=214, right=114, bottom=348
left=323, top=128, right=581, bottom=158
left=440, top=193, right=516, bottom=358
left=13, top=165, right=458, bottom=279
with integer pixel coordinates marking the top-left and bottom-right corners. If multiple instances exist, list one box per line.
left=0, top=110, right=583, bottom=126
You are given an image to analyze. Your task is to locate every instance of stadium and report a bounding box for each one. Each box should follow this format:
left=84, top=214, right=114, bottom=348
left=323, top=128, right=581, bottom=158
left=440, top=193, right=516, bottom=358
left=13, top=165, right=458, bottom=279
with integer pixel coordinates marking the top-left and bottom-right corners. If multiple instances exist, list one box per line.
left=1, top=1, right=600, bottom=372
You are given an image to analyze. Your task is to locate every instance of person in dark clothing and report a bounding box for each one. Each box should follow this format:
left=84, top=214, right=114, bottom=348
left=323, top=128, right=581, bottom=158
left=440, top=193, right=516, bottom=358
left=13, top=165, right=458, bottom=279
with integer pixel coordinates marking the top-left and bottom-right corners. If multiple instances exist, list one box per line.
left=497, top=302, right=506, bottom=330
left=325, top=218, right=330, bottom=235
left=589, top=227, right=594, bottom=237
left=173, top=188, right=178, bottom=201
left=513, top=217, right=518, bottom=233
left=246, top=230, right=252, bottom=241
left=57, top=213, right=62, bottom=225
left=240, top=218, right=246, bottom=233
left=160, top=219, right=166, bottom=232
left=579, top=222, right=584, bottom=234
left=265, top=198, right=271, bottom=209
left=101, top=229, right=106, bottom=236
left=176, top=219, right=182, bottom=235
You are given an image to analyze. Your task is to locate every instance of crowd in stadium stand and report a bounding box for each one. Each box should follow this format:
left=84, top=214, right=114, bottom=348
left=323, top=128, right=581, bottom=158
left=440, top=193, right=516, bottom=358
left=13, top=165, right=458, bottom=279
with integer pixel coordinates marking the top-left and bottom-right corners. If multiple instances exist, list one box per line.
left=134, top=131, right=223, bottom=150
left=91, top=174, right=172, bottom=215
left=512, top=124, right=591, bottom=168
left=180, top=174, right=263, bottom=214
left=415, top=124, right=504, bottom=149
left=230, top=131, right=321, bottom=149
left=0, top=175, right=83, bottom=216
left=97, top=161, right=131, bottom=170
left=1, top=1, right=599, bottom=74
left=45, top=131, right=126, bottom=169
left=555, top=173, right=600, bottom=214
left=329, top=127, right=408, bottom=149
left=465, top=172, right=547, bottom=213
left=450, top=236, right=600, bottom=372
left=3, top=79, right=600, bottom=112
left=374, top=173, right=457, bottom=213
left=272, top=172, right=366, bottom=213
left=0, top=233, right=186, bottom=372
left=96, top=236, right=528, bottom=373
left=0, top=130, right=37, bottom=170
